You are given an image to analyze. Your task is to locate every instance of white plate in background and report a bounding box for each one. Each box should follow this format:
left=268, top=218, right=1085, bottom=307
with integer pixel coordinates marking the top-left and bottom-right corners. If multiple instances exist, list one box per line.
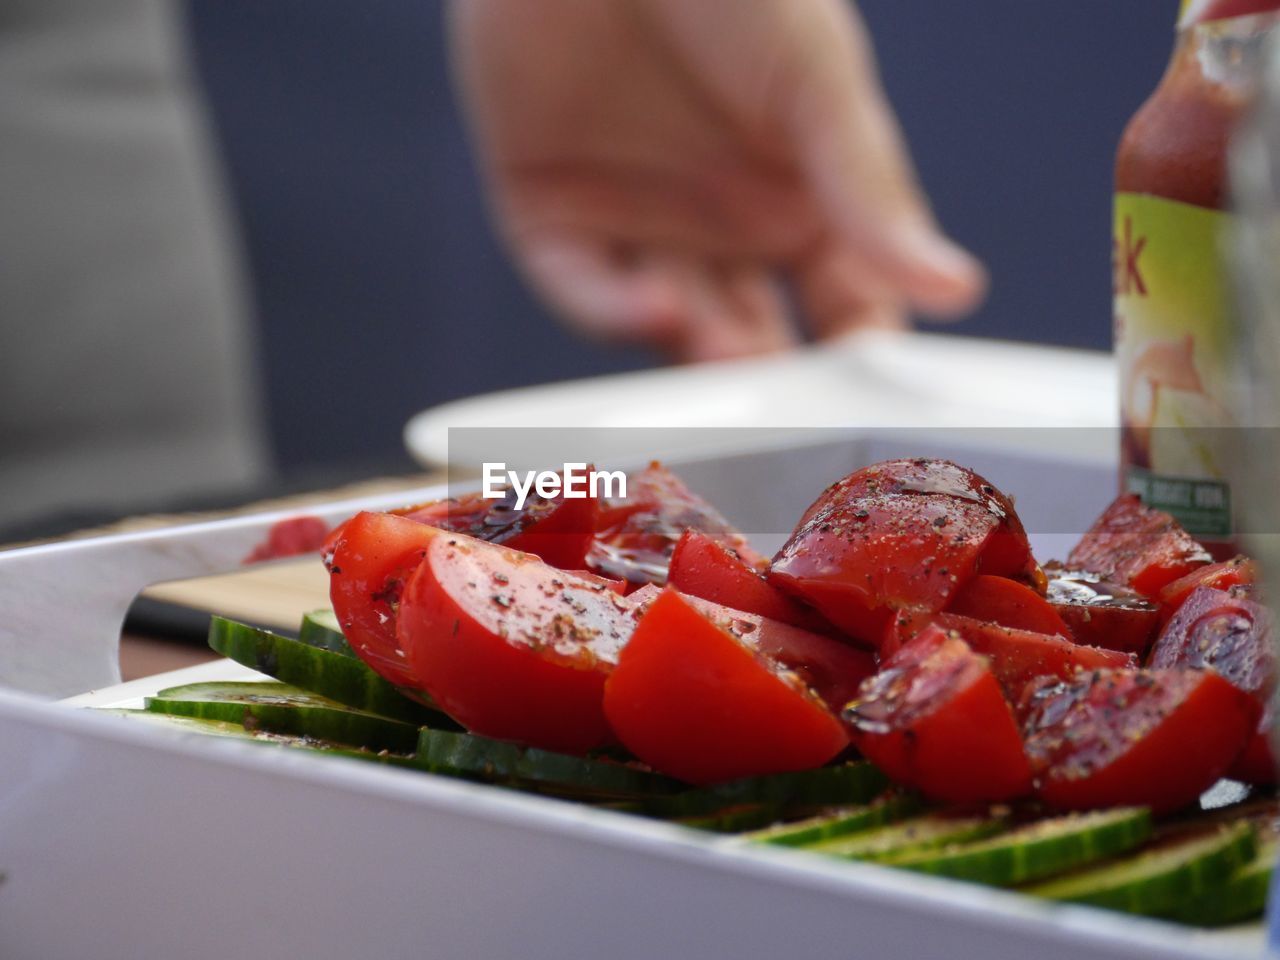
left=404, top=331, right=1117, bottom=470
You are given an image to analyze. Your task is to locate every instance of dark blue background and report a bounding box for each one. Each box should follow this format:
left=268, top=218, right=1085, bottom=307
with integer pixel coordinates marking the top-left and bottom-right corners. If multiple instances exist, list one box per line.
left=186, top=1, right=1173, bottom=473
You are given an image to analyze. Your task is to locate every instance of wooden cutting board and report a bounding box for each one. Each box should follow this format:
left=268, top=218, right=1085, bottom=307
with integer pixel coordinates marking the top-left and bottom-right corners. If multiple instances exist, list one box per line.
left=143, top=558, right=331, bottom=632
left=91, top=472, right=446, bottom=679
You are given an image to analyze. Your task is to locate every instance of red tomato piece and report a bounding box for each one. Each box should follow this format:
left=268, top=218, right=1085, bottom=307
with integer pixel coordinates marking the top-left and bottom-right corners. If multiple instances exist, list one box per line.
left=1066, top=494, right=1210, bottom=598
left=243, top=515, right=331, bottom=565
left=563, top=570, right=627, bottom=594
left=948, top=574, right=1073, bottom=638
left=1043, top=565, right=1163, bottom=656
left=603, top=590, right=849, bottom=784
left=629, top=587, right=876, bottom=713
left=1020, top=668, right=1259, bottom=813
left=328, top=511, right=444, bottom=688
left=667, top=529, right=832, bottom=632
left=397, top=532, right=636, bottom=754
left=770, top=459, right=1035, bottom=646
left=884, top=612, right=1132, bottom=701
left=1149, top=586, right=1276, bottom=784
left=395, top=473, right=599, bottom=571
left=1228, top=732, right=1276, bottom=785
left=843, top=624, right=1033, bottom=804
left=588, top=462, right=765, bottom=590
left=1156, top=557, right=1256, bottom=619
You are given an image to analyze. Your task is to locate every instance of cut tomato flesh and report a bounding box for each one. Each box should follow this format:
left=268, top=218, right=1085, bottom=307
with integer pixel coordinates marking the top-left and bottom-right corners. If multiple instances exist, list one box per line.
left=1229, top=729, right=1276, bottom=784
left=395, top=475, right=598, bottom=571
left=397, top=532, right=636, bottom=754
left=1156, top=557, right=1256, bottom=619
left=770, top=459, right=1034, bottom=647
left=1043, top=566, right=1162, bottom=657
left=1021, top=668, right=1259, bottom=813
left=328, top=511, right=444, bottom=687
left=892, top=612, right=1133, bottom=701
left=630, top=587, right=875, bottom=713
left=587, top=463, right=764, bottom=590
left=667, top=528, right=831, bottom=631
left=1066, top=494, right=1210, bottom=598
left=1150, top=586, right=1276, bottom=784
left=603, top=590, right=849, bottom=784
left=1150, top=587, right=1275, bottom=695
left=948, top=575, right=1071, bottom=638
left=843, top=624, right=1032, bottom=803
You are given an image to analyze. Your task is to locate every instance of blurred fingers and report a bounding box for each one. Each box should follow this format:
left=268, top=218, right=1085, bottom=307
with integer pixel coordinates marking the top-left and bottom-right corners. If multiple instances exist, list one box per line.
left=794, top=241, right=909, bottom=341
left=516, top=232, right=796, bottom=361
left=786, top=0, right=987, bottom=318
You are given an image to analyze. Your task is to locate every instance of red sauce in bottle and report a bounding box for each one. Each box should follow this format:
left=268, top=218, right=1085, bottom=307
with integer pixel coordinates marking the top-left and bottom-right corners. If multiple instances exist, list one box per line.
left=1114, top=1, right=1280, bottom=550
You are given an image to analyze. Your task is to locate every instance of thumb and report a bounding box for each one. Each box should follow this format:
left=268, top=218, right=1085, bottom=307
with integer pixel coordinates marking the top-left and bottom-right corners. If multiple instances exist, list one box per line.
left=786, top=1, right=986, bottom=317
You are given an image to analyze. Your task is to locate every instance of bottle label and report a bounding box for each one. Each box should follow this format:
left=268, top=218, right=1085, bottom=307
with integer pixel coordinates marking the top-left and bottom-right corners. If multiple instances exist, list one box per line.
left=1115, top=192, right=1234, bottom=537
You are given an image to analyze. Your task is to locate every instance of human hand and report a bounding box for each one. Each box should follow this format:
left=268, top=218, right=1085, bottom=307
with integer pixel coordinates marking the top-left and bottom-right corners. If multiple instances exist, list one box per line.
left=450, top=0, right=986, bottom=361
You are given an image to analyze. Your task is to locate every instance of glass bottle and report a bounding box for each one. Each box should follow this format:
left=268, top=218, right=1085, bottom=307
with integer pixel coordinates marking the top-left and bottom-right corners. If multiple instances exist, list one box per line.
left=1115, top=0, right=1280, bottom=550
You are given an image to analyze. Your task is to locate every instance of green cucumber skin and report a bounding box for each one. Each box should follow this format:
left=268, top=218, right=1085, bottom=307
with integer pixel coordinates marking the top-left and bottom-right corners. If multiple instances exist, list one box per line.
left=744, top=794, right=921, bottom=848
left=678, top=805, right=781, bottom=833
left=808, top=813, right=1007, bottom=861
left=146, top=697, right=421, bottom=755
left=151, top=680, right=324, bottom=705
left=1025, top=823, right=1258, bottom=917
left=647, top=763, right=889, bottom=820
left=1173, top=842, right=1274, bottom=927
left=885, top=808, right=1153, bottom=887
left=208, top=617, right=454, bottom=728
left=416, top=728, right=681, bottom=800
left=298, top=609, right=356, bottom=658
left=96, top=709, right=412, bottom=767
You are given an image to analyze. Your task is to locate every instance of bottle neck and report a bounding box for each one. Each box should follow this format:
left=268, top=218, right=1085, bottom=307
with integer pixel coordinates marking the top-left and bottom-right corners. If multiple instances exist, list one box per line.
left=1180, top=0, right=1280, bottom=28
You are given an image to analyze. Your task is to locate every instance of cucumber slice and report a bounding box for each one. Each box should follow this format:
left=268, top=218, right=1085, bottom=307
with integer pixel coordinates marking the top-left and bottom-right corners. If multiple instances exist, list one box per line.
left=676, top=805, right=781, bottom=833
left=94, top=709, right=413, bottom=766
left=1174, top=839, right=1274, bottom=927
left=742, top=793, right=921, bottom=847
left=208, top=616, right=453, bottom=728
left=151, top=680, right=327, bottom=707
left=1024, top=822, right=1257, bottom=916
left=415, top=728, right=681, bottom=800
left=647, top=762, right=889, bottom=819
left=884, top=807, right=1152, bottom=887
left=298, top=608, right=355, bottom=657
left=807, top=811, right=1008, bottom=861
left=146, top=681, right=421, bottom=754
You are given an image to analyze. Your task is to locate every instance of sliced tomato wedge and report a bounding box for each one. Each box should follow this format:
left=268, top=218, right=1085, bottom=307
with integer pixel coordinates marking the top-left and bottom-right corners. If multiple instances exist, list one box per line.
left=563, top=570, right=627, bottom=594
left=843, top=624, right=1032, bottom=803
left=1066, top=494, right=1210, bottom=598
left=885, top=612, right=1131, bottom=700
left=1228, top=732, right=1277, bottom=785
left=395, top=472, right=599, bottom=571
left=1042, top=565, right=1162, bottom=656
left=1156, top=557, right=1256, bottom=619
left=603, top=589, right=849, bottom=784
left=770, top=459, right=1035, bottom=646
left=1020, top=668, right=1259, bottom=813
left=948, top=574, right=1073, bottom=638
left=328, top=511, right=444, bottom=687
left=946, top=616, right=1132, bottom=699
left=397, top=532, right=636, bottom=754
left=667, top=528, right=832, bottom=632
left=1149, top=586, right=1276, bottom=784
left=243, top=515, right=331, bottom=564
left=629, top=587, right=875, bottom=713
left=587, top=462, right=765, bottom=590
